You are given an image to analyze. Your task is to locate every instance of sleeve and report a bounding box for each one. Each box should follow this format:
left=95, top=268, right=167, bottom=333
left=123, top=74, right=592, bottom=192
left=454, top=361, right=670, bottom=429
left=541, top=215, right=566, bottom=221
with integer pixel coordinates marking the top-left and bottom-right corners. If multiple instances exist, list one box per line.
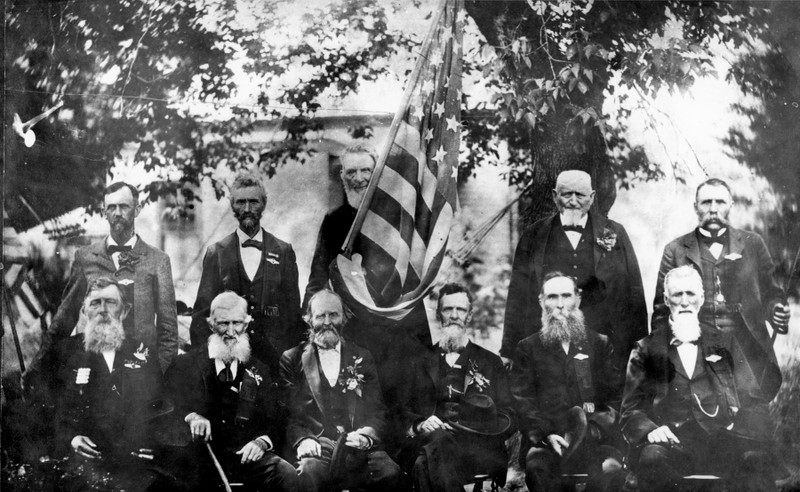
left=617, top=225, right=648, bottom=354
left=620, top=341, right=659, bottom=445
left=189, top=247, right=220, bottom=348
left=303, top=220, right=333, bottom=310
left=155, top=253, right=178, bottom=373
left=599, top=337, right=624, bottom=409
left=355, top=350, right=387, bottom=442
left=651, top=243, right=677, bottom=333
left=502, top=230, right=536, bottom=358
left=166, top=354, right=206, bottom=422
left=281, top=244, right=304, bottom=351
left=278, top=350, right=315, bottom=448
left=490, top=354, right=517, bottom=438
left=510, top=341, right=551, bottom=443
left=753, top=234, right=784, bottom=321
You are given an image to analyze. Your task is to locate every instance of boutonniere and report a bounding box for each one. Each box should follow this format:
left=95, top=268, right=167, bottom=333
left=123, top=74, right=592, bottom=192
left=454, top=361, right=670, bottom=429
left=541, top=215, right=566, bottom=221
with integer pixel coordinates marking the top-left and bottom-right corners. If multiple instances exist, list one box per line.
left=723, top=253, right=742, bottom=261
left=596, top=227, right=617, bottom=252
left=117, top=250, right=141, bottom=271
left=467, top=359, right=491, bottom=392
left=134, top=343, right=149, bottom=363
left=705, top=354, right=722, bottom=363
left=338, top=356, right=365, bottom=397
left=574, top=353, right=589, bottom=360
left=245, top=367, right=263, bottom=386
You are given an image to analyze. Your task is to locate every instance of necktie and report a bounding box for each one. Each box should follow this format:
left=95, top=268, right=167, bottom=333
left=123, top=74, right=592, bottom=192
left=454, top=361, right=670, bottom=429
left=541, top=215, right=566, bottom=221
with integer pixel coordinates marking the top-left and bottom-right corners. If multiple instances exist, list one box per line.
left=562, top=224, right=584, bottom=233
left=241, top=239, right=263, bottom=250
left=218, top=363, right=233, bottom=383
left=107, top=244, right=132, bottom=254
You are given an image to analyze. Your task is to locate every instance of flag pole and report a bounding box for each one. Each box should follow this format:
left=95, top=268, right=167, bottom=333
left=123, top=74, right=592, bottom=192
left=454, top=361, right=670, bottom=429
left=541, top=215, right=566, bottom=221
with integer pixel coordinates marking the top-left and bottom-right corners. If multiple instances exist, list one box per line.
left=342, top=0, right=451, bottom=256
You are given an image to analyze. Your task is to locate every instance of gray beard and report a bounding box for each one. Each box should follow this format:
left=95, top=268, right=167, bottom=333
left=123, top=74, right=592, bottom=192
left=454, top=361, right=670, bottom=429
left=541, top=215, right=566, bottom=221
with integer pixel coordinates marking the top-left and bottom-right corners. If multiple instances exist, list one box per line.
left=84, top=317, right=125, bottom=353
left=440, top=324, right=468, bottom=353
left=540, top=308, right=587, bottom=346
left=208, top=333, right=252, bottom=364
left=345, top=187, right=367, bottom=209
left=671, top=314, right=701, bottom=343
left=560, top=209, right=587, bottom=226
left=310, top=326, right=342, bottom=350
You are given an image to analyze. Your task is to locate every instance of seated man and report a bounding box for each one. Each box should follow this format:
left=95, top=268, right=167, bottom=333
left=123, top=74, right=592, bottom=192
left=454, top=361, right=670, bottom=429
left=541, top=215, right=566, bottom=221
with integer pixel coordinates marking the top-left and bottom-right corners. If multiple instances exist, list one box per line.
left=621, top=266, right=782, bottom=492
left=54, top=277, right=171, bottom=491
left=167, top=291, right=297, bottom=492
left=279, top=289, right=403, bottom=492
left=400, top=283, right=516, bottom=492
left=511, top=272, right=624, bottom=492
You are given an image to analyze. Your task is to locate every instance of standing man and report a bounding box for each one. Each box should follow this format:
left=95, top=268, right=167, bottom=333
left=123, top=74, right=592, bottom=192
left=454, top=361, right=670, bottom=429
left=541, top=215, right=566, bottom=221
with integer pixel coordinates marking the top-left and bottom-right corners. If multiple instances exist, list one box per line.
left=190, top=172, right=302, bottom=373
left=511, top=272, right=624, bottom=492
left=622, top=266, right=782, bottom=491
left=34, top=182, right=177, bottom=376
left=280, top=289, right=403, bottom=492
left=55, top=277, right=171, bottom=491
left=400, top=283, right=515, bottom=492
left=168, top=292, right=298, bottom=492
left=503, top=170, right=647, bottom=366
left=652, top=178, right=791, bottom=387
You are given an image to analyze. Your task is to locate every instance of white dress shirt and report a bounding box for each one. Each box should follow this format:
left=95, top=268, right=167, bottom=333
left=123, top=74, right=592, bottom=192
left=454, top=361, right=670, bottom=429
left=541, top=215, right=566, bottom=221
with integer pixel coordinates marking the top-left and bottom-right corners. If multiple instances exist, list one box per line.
left=101, top=350, right=116, bottom=373
left=676, top=342, right=698, bottom=379
left=237, top=228, right=264, bottom=281
left=318, top=342, right=342, bottom=387
left=560, top=213, right=589, bottom=250
left=699, top=227, right=727, bottom=260
left=444, top=352, right=460, bottom=367
left=106, top=235, right=138, bottom=270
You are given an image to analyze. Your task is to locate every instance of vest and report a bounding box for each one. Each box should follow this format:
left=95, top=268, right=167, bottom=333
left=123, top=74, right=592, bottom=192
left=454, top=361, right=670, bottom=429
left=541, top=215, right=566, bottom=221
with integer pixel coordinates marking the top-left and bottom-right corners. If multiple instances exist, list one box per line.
left=317, top=363, right=351, bottom=436
left=659, top=348, right=728, bottom=433
left=544, top=219, right=600, bottom=307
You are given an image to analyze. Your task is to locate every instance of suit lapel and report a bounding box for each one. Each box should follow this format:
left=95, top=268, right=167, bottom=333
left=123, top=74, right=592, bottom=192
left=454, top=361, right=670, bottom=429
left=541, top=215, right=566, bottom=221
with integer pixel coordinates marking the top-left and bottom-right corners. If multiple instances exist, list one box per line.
left=219, top=233, right=243, bottom=291
left=130, top=237, right=150, bottom=323
left=682, top=231, right=702, bottom=269
left=590, top=211, right=605, bottom=267
left=88, top=239, right=117, bottom=273
left=424, top=348, right=440, bottom=391
left=533, top=216, right=556, bottom=285
left=728, top=228, right=745, bottom=258
left=668, top=345, right=689, bottom=379
left=302, top=344, right=326, bottom=420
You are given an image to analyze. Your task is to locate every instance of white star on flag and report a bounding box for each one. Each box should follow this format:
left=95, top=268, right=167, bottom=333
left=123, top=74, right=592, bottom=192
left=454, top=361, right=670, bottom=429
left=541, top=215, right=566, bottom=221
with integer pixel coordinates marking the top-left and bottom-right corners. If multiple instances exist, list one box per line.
left=441, top=28, right=452, bottom=43
left=430, top=51, right=443, bottom=68
left=433, top=102, right=445, bottom=118
left=446, top=116, right=460, bottom=132
left=432, top=146, right=447, bottom=164
left=424, top=128, right=434, bottom=143
left=421, top=78, right=434, bottom=94
left=411, top=105, right=425, bottom=121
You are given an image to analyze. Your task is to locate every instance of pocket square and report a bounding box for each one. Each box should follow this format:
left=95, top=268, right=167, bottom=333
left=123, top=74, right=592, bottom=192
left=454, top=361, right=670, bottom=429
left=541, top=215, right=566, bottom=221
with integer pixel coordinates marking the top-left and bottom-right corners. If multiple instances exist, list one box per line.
left=118, top=279, right=134, bottom=286
left=705, top=354, right=722, bottom=363
left=574, top=353, right=589, bottom=360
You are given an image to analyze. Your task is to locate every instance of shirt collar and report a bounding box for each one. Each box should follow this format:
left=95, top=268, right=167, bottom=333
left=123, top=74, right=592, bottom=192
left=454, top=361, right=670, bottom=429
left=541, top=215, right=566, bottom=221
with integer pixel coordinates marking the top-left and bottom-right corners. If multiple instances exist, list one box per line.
left=237, top=228, right=263, bottom=244
left=316, top=341, right=341, bottom=353
left=698, top=227, right=727, bottom=238
left=213, top=358, right=238, bottom=378
left=107, top=235, right=137, bottom=248
left=559, top=212, right=589, bottom=228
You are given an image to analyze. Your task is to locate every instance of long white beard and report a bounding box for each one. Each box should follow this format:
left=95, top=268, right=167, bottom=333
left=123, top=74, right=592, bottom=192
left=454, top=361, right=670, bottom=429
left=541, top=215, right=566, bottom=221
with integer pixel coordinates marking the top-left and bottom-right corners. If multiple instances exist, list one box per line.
left=84, top=317, right=126, bottom=353
left=671, top=314, right=701, bottom=343
left=208, top=333, right=252, bottom=364
left=440, top=324, right=468, bottom=353
left=561, top=209, right=587, bottom=226
left=540, top=308, right=587, bottom=346
left=345, top=186, right=367, bottom=209
left=310, top=325, right=342, bottom=350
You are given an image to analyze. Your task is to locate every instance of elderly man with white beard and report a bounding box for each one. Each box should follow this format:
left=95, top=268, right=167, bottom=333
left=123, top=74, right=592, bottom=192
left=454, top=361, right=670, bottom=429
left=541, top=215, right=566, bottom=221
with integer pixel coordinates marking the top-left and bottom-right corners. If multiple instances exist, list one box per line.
left=398, top=283, right=515, bottom=492
left=54, top=277, right=172, bottom=491
left=167, top=291, right=298, bottom=492
left=621, top=266, right=782, bottom=492
left=511, top=272, right=625, bottom=492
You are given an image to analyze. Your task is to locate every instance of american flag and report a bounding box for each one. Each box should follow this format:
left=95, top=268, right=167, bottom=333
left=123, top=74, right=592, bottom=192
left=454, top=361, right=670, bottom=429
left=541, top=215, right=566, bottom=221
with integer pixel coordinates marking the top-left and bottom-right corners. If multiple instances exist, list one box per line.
left=331, top=0, right=464, bottom=320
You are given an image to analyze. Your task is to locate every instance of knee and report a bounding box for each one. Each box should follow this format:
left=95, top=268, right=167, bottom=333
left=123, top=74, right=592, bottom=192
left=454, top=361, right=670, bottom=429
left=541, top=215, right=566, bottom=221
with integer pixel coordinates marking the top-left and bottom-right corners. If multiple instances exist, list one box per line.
left=525, top=446, right=558, bottom=473
left=637, top=444, right=669, bottom=470
left=297, top=456, right=326, bottom=477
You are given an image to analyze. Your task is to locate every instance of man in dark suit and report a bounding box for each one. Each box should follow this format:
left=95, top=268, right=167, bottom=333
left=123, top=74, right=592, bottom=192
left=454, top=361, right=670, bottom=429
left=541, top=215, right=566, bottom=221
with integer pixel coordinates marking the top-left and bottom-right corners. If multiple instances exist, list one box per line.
left=280, top=289, right=403, bottom=492
left=303, top=143, right=432, bottom=406
left=400, top=283, right=515, bottom=492
left=512, top=272, right=624, bottom=492
left=33, top=182, right=178, bottom=377
left=55, top=277, right=172, bottom=491
left=652, top=178, right=791, bottom=389
left=167, top=291, right=297, bottom=492
left=622, top=266, right=782, bottom=492
left=503, top=170, right=646, bottom=367
left=190, top=172, right=302, bottom=373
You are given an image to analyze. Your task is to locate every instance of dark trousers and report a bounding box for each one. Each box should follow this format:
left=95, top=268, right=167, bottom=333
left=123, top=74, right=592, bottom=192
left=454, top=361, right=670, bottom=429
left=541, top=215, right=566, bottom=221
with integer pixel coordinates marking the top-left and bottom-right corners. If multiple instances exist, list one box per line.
left=60, top=453, right=175, bottom=492
left=525, top=442, right=623, bottom=492
left=410, top=428, right=508, bottom=492
left=296, top=436, right=404, bottom=492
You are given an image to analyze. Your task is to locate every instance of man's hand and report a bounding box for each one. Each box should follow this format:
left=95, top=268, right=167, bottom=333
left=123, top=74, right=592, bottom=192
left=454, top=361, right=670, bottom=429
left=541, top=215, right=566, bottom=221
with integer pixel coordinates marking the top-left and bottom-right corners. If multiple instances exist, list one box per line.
left=296, top=438, right=321, bottom=459
left=500, top=357, right=513, bottom=372
left=185, top=413, right=212, bottom=442
left=546, top=434, right=569, bottom=456
left=772, top=303, right=791, bottom=334
left=236, top=440, right=267, bottom=464
left=647, top=426, right=680, bottom=445
left=416, top=415, right=454, bottom=435
left=71, top=436, right=101, bottom=459
left=345, top=432, right=371, bottom=450
left=582, top=402, right=595, bottom=414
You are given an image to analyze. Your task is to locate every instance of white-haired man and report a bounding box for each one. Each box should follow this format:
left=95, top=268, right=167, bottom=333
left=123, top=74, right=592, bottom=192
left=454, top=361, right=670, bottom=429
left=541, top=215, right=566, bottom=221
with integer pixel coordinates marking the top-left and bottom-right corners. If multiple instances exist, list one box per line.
left=168, top=291, right=297, bottom=492
left=504, top=169, right=646, bottom=368
left=622, top=266, right=781, bottom=491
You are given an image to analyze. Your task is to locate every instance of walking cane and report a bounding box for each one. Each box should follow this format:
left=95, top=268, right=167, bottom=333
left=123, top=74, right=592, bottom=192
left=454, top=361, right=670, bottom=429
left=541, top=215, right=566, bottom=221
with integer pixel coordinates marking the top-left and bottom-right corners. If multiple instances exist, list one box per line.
left=771, top=245, right=800, bottom=345
left=205, top=442, right=233, bottom=492
left=3, top=279, right=27, bottom=374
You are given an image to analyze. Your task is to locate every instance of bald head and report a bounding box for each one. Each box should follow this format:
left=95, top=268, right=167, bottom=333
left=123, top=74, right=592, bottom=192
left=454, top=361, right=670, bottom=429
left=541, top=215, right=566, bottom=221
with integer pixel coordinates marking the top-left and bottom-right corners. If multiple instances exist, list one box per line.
left=553, top=170, right=595, bottom=220
left=556, top=170, right=592, bottom=191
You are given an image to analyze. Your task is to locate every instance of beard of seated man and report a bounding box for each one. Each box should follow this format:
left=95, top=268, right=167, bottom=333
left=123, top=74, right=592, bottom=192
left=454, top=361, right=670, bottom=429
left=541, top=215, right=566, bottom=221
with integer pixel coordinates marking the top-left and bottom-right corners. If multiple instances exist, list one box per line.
left=84, top=315, right=126, bottom=354
left=208, top=332, right=252, bottom=364
left=670, top=312, right=701, bottom=344
left=309, top=324, right=343, bottom=350
left=440, top=323, right=468, bottom=353
left=540, top=307, right=588, bottom=347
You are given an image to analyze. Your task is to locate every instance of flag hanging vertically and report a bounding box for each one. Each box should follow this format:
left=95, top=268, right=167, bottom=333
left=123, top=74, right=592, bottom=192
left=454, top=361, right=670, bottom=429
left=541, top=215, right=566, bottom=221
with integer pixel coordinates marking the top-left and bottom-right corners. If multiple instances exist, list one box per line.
left=330, top=0, right=464, bottom=320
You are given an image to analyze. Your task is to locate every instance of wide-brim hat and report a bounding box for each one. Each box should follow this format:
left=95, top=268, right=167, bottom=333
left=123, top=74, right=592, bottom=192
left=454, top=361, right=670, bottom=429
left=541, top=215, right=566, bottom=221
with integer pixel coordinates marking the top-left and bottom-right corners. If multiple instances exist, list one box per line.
left=448, top=393, right=511, bottom=436
left=562, top=406, right=588, bottom=463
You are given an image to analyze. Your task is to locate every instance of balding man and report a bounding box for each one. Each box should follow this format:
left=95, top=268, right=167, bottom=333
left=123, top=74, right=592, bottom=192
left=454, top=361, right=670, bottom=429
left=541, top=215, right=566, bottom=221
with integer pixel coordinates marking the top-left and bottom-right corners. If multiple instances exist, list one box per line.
left=503, top=170, right=646, bottom=366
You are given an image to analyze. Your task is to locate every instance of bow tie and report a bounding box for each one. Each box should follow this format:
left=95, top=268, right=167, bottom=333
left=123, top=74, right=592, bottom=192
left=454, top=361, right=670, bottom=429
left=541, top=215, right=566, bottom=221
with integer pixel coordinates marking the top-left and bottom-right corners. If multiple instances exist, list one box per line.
left=241, top=239, right=263, bottom=250
left=671, top=338, right=699, bottom=347
left=107, top=244, right=132, bottom=254
left=562, top=224, right=584, bottom=233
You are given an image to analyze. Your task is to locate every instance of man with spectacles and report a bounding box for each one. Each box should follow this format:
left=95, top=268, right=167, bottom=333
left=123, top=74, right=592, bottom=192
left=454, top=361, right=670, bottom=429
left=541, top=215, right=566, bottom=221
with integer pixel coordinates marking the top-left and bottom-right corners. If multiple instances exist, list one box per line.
left=167, top=291, right=298, bottom=491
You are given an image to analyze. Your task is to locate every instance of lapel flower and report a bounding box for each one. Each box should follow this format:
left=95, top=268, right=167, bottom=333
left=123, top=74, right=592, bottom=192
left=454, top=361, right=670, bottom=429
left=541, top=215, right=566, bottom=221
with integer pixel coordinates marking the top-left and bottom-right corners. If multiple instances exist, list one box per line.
left=246, top=367, right=263, bottom=386
left=705, top=354, right=722, bottom=363
left=133, top=343, right=149, bottom=362
left=117, top=250, right=142, bottom=271
left=467, top=359, right=491, bottom=392
left=596, top=227, right=617, bottom=252
left=338, top=356, right=365, bottom=397
left=75, top=367, right=91, bottom=385
left=723, top=253, right=742, bottom=261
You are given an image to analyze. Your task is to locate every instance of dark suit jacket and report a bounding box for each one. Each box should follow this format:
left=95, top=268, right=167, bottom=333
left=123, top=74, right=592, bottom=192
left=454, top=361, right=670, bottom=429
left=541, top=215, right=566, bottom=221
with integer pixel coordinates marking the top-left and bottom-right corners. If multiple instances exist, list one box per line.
left=44, top=236, right=178, bottom=373
left=620, top=326, right=781, bottom=446
left=511, top=330, right=622, bottom=444
left=190, top=229, right=302, bottom=360
left=503, top=212, right=646, bottom=359
left=279, top=340, right=385, bottom=449
left=401, top=341, right=515, bottom=436
left=652, top=227, right=783, bottom=358
left=55, top=336, right=162, bottom=458
left=166, top=345, right=284, bottom=452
